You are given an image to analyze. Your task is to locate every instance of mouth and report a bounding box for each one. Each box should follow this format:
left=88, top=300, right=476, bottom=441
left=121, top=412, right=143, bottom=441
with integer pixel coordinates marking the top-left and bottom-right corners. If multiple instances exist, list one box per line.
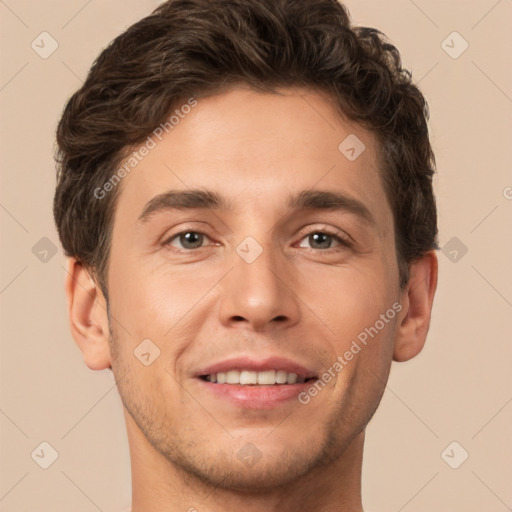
left=194, top=356, right=319, bottom=409
left=199, top=370, right=317, bottom=385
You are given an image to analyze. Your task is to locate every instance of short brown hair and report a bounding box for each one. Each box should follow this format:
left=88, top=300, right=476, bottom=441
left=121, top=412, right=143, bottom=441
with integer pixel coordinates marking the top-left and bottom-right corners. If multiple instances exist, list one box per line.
left=53, top=0, right=438, bottom=296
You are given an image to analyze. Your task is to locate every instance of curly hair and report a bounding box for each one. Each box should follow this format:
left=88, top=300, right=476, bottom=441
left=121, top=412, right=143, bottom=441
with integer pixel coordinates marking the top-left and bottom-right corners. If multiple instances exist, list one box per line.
left=53, top=0, right=438, bottom=296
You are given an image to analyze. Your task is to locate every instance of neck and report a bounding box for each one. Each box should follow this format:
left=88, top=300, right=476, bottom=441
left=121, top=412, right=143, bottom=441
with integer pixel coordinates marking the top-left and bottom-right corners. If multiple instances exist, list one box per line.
left=124, top=409, right=365, bottom=512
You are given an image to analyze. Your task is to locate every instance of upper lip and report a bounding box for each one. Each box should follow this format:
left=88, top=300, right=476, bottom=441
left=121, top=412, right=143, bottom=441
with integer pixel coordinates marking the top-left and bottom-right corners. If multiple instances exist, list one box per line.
left=195, top=356, right=318, bottom=379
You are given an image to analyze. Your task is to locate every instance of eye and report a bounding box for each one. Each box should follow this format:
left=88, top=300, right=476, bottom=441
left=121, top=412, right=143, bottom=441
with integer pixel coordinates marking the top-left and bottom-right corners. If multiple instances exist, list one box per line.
left=163, top=229, right=351, bottom=252
left=165, top=231, right=211, bottom=250
left=298, top=230, right=351, bottom=250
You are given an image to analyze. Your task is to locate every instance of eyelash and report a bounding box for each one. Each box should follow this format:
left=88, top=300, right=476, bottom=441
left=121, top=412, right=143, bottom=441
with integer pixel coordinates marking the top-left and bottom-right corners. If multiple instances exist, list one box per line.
left=162, top=228, right=352, bottom=252
left=298, top=229, right=352, bottom=250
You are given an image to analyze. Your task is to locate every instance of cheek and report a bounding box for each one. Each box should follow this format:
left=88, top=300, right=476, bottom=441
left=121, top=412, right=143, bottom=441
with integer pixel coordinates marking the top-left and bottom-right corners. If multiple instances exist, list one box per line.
left=108, top=252, right=179, bottom=327
left=308, top=263, right=398, bottom=336
left=302, top=261, right=399, bottom=387
left=107, top=257, right=221, bottom=366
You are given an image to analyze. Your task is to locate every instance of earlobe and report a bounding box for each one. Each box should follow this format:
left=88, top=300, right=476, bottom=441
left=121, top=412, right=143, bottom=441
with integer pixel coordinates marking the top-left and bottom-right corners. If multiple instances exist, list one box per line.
left=393, top=251, right=438, bottom=362
left=65, top=258, right=112, bottom=370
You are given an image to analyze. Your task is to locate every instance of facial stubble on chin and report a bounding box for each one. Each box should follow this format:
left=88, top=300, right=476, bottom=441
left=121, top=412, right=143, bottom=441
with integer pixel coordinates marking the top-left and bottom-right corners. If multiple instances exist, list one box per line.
left=105, top=317, right=389, bottom=494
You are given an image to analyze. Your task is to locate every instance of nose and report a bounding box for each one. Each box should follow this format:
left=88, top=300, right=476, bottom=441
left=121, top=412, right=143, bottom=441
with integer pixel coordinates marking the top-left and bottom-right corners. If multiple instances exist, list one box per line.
left=218, top=241, right=301, bottom=332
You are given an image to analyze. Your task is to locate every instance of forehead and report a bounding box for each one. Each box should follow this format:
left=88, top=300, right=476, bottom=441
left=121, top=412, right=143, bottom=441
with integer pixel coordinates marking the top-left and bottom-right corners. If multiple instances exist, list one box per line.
left=112, top=86, right=391, bottom=230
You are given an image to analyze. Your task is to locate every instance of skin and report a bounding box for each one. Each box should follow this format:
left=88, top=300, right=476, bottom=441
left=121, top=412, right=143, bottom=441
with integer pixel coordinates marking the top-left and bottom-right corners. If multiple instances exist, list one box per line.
left=65, top=86, right=438, bottom=512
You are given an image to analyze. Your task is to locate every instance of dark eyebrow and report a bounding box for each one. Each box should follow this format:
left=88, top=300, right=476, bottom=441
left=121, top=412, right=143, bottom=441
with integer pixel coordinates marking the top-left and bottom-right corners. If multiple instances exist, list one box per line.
left=138, top=189, right=231, bottom=223
left=286, top=189, right=375, bottom=226
left=138, top=188, right=374, bottom=226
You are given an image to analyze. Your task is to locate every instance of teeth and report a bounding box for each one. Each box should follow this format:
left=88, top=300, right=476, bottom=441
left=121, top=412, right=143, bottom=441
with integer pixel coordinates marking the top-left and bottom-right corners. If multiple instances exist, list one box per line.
left=276, top=370, right=288, bottom=384
left=287, top=373, right=298, bottom=384
left=226, top=370, right=239, bottom=384
left=240, top=370, right=257, bottom=385
left=205, top=370, right=308, bottom=385
left=257, top=370, right=276, bottom=385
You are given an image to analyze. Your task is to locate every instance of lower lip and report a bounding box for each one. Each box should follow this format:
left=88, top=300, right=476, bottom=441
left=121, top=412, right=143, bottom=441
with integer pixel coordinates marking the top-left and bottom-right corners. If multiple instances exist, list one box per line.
left=196, top=378, right=316, bottom=409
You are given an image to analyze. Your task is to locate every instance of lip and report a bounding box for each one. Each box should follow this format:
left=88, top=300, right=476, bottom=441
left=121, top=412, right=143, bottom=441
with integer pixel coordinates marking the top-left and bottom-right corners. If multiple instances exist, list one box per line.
left=197, top=379, right=315, bottom=409
left=193, top=355, right=318, bottom=409
left=194, top=355, right=318, bottom=380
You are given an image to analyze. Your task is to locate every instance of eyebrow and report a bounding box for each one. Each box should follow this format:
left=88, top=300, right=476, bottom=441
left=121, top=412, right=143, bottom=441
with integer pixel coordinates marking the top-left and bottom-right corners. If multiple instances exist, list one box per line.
left=138, top=189, right=231, bottom=223
left=287, top=189, right=375, bottom=226
left=137, top=188, right=375, bottom=226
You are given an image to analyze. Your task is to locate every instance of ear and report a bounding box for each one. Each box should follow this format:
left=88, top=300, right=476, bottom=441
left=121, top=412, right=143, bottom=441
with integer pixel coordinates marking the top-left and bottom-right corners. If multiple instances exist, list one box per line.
left=65, top=257, right=112, bottom=370
left=393, top=251, right=438, bottom=362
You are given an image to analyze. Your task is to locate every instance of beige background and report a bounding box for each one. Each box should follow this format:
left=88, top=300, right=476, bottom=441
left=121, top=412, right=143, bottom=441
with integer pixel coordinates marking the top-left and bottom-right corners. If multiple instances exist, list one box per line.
left=1, top=0, right=511, bottom=511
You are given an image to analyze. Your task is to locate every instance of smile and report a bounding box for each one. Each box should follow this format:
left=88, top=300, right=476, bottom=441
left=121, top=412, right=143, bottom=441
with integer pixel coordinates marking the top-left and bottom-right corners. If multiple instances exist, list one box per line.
left=201, top=369, right=316, bottom=385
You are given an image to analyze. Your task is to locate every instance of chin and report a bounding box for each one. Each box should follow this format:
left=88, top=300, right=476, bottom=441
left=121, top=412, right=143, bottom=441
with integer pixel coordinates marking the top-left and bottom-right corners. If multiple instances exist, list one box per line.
left=170, top=448, right=323, bottom=492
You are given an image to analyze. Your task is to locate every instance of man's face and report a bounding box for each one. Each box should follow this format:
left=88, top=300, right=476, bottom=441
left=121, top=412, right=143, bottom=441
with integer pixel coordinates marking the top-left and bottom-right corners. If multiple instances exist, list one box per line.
left=106, top=86, right=403, bottom=489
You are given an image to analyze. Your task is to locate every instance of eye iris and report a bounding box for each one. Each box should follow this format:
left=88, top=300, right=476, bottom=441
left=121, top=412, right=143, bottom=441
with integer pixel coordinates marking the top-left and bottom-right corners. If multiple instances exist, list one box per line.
left=180, top=232, right=203, bottom=249
left=310, top=232, right=332, bottom=249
